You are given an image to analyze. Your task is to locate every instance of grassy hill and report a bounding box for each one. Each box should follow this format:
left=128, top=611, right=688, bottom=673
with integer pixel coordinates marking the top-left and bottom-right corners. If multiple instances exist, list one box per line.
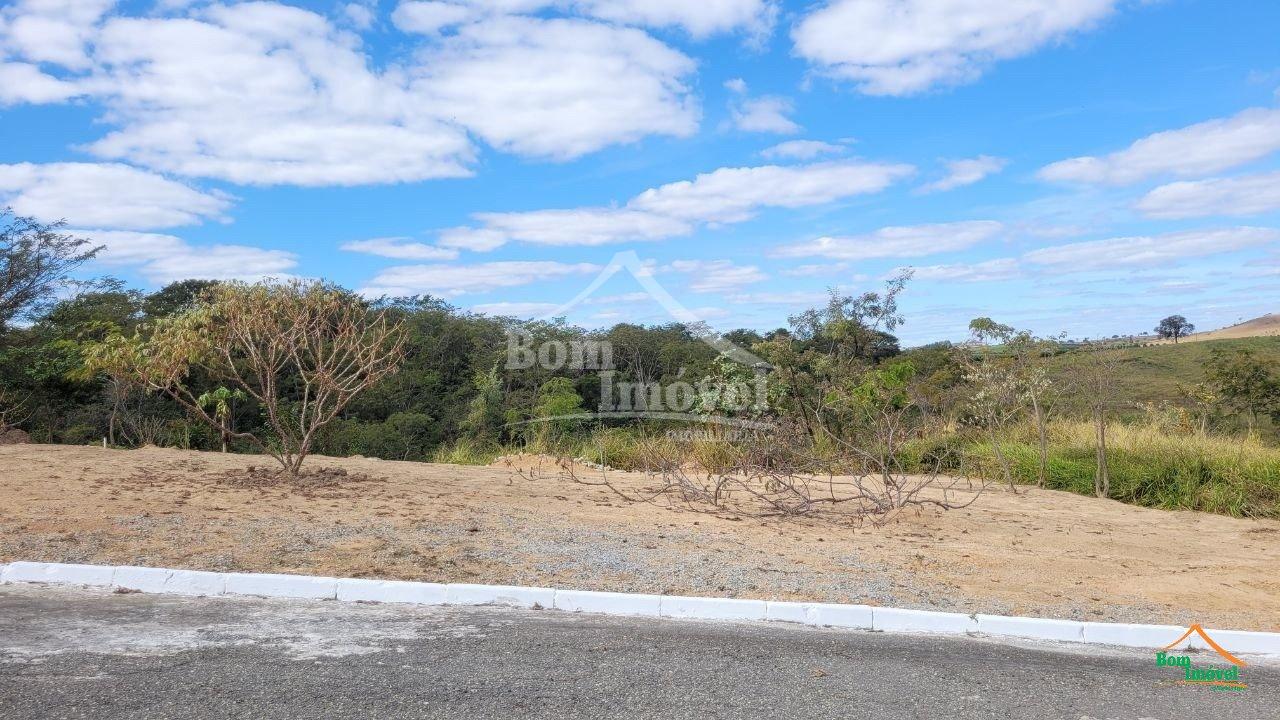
left=1162, top=313, right=1280, bottom=344
left=1044, top=336, right=1280, bottom=415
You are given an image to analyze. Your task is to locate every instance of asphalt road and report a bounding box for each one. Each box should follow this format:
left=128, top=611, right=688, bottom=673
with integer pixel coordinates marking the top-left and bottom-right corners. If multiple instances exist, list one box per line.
left=1, top=585, right=1276, bottom=719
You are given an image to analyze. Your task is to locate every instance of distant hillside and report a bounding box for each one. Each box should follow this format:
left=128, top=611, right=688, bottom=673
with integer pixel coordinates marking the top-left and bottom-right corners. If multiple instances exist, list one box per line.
left=1047, top=336, right=1280, bottom=409
left=1156, top=313, right=1280, bottom=344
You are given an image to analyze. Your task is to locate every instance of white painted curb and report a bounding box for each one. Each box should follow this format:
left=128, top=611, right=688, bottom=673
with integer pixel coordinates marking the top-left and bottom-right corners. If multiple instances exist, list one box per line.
left=3, top=561, right=1278, bottom=656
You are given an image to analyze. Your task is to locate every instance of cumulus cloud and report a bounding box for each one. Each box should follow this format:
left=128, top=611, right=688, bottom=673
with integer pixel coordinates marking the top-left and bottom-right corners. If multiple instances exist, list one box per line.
left=629, top=161, right=913, bottom=223
left=340, top=237, right=459, bottom=260
left=408, top=15, right=699, bottom=159
left=774, top=220, right=1003, bottom=260
left=360, top=260, right=601, bottom=297
left=469, top=301, right=562, bottom=317
left=456, top=209, right=692, bottom=248
left=392, top=0, right=775, bottom=38
left=1038, top=108, right=1280, bottom=185
left=1, top=1, right=712, bottom=185
left=900, top=257, right=1020, bottom=282
left=0, top=162, right=231, bottom=230
left=442, top=159, right=913, bottom=250
left=78, top=229, right=298, bottom=285
left=792, top=0, right=1118, bottom=95
left=1135, top=171, right=1280, bottom=219
left=664, top=259, right=768, bottom=292
left=0, top=0, right=113, bottom=70
left=78, top=3, right=475, bottom=186
left=1023, top=227, right=1280, bottom=271
left=760, top=140, right=845, bottom=160
left=728, top=96, right=800, bottom=134
left=0, top=62, right=84, bottom=104
left=918, top=155, right=1007, bottom=193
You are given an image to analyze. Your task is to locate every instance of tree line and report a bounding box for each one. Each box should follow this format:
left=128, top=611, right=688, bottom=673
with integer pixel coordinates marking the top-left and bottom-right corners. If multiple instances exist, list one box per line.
left=3, top=211, right=1279, bottom=498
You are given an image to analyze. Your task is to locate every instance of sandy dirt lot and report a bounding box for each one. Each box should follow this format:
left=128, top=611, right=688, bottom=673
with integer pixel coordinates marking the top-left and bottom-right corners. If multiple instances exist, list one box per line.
left=2, top=444, right=1277, bottom=630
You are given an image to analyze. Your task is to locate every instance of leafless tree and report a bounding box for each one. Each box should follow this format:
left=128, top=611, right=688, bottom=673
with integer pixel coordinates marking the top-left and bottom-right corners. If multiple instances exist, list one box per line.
left=1066, top=343, right=1125, bottom=499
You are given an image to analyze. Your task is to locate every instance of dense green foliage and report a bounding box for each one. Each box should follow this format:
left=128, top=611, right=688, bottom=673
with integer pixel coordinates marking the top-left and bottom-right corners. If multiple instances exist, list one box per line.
left=2, top=254, right=1278, bottom=516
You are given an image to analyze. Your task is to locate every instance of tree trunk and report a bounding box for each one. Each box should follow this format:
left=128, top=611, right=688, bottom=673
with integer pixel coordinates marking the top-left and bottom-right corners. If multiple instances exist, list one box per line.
left=1032, top=394, right=1048, bottom=488
left=1093, top=406, right=1109, bottom=499
left=988, top=424, right=1015, bottom=492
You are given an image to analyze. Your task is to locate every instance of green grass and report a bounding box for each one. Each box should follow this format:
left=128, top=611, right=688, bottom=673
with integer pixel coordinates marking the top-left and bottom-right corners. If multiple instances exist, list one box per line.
left=1046, top=336, right=1280, bottom=408
left=903, top=420, right=1280, bottom=518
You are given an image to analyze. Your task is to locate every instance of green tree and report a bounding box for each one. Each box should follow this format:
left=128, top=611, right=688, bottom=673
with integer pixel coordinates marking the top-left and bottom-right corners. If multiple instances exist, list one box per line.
left=198, top=386, right=247, bottom=453
left=1155, top=315, right=1195, bottom=343
left=460, top=364, right=504, bottom=443
left=1205, top=347, right=1279, bottom=432
left=533, top=376, right=584, bottom=445
left=0, top=211, right=100, bottom=334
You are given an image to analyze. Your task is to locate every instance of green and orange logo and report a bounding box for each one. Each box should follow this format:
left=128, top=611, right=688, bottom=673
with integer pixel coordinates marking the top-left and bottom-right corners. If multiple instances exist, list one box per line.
left=1156, top=624, right=1247, bottom=691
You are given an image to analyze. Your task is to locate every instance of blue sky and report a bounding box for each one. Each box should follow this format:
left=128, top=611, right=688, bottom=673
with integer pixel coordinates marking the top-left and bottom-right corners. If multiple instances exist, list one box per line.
left=1, top=0, right=1278, bottom=345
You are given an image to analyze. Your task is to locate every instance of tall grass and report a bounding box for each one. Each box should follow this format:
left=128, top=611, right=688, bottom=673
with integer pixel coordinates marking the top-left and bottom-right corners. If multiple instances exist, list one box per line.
left=903, top=421, right=1280, bottom=518
left=435, top=418, right=1280, bottom=519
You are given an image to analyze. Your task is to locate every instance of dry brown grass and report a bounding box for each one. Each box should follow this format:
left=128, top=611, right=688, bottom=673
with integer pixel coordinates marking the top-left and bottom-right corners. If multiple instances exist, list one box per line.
left=2, top=443, right=1279, bottom=630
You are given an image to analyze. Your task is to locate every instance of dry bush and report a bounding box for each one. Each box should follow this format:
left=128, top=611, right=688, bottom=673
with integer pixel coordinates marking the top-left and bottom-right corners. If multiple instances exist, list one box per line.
left=0, top=387, right=30, bottom=432
left=564, top=422, right=987, bottom=525
left=84, top=280, right=406, bottom=475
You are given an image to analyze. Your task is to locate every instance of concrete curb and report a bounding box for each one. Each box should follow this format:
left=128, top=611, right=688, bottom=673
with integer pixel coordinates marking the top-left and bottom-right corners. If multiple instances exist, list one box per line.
left=3, top=561, right=1278, bottom=656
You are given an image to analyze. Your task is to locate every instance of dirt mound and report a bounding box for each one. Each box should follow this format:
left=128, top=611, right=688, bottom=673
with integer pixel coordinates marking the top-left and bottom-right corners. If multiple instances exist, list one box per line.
left=0, top=428, right=30, bottom=445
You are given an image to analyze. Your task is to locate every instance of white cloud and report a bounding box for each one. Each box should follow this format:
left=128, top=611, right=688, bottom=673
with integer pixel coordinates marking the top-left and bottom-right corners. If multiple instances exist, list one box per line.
left=0, top=0, right=114, bottom=70
left=782, top=263, right=843, bottom=277
left=3, top=2, right=709, bottom=185
left=436, top=227, right=512, bottom=252
left=665, top=259, right=768, bottom=292
left=792, top=0, right=1118, bottom=96
left=391, top=1, right=775, bottom=38
left=0, top=62, right=83, bottom=104
left=470, top=301, right=561, bottom=317
left=360, top=260, right=601, bottom=297
left=1038, top=108, right=1280, bottom=185
left=77, top=229, right=298, bottom=285
left=629, top=160, right=913, bottom=223
left=342, top=2, right=377, bottom=29
left=0, top=162, right=231, bottom=230
left=443, top=159, right=912, bottom=250
left=728, top=95, right=800, bottom=134
left=407, top=15, right=699, bottom=160
left=574, top=0, right=775, bottom=38
left=81, top=4, right=475, bottom=186
left=918, top=155, right=1006, bottom=193
left=392, top=1, right=476, bottom=34
left=775, top=220, right=1003, bottom=260
left=902, top=257, right=1020, bottom=282
left=465, top=208, right=692, bottom=247
left=723, top=77, right=748, bottom=94
left=140, top=245, right=299, bottom=285
left=340, top=237, right=459, bottom=260
left=760, top=139, right=845, bottom=160
left=1135, top=171, right=1280, bottom=219
left=1023, top=227, right=1280, bottom=271
left=725, top=290, right=831, bottom=306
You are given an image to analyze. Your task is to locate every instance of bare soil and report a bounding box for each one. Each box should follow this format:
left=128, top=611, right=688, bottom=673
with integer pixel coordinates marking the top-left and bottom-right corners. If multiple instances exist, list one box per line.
left=2, top=444, right=1278, bottom=630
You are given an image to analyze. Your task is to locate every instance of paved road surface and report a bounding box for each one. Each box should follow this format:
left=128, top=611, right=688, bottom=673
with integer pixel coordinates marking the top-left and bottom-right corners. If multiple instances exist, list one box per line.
left=2, top=585, right=1276, bottom=719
